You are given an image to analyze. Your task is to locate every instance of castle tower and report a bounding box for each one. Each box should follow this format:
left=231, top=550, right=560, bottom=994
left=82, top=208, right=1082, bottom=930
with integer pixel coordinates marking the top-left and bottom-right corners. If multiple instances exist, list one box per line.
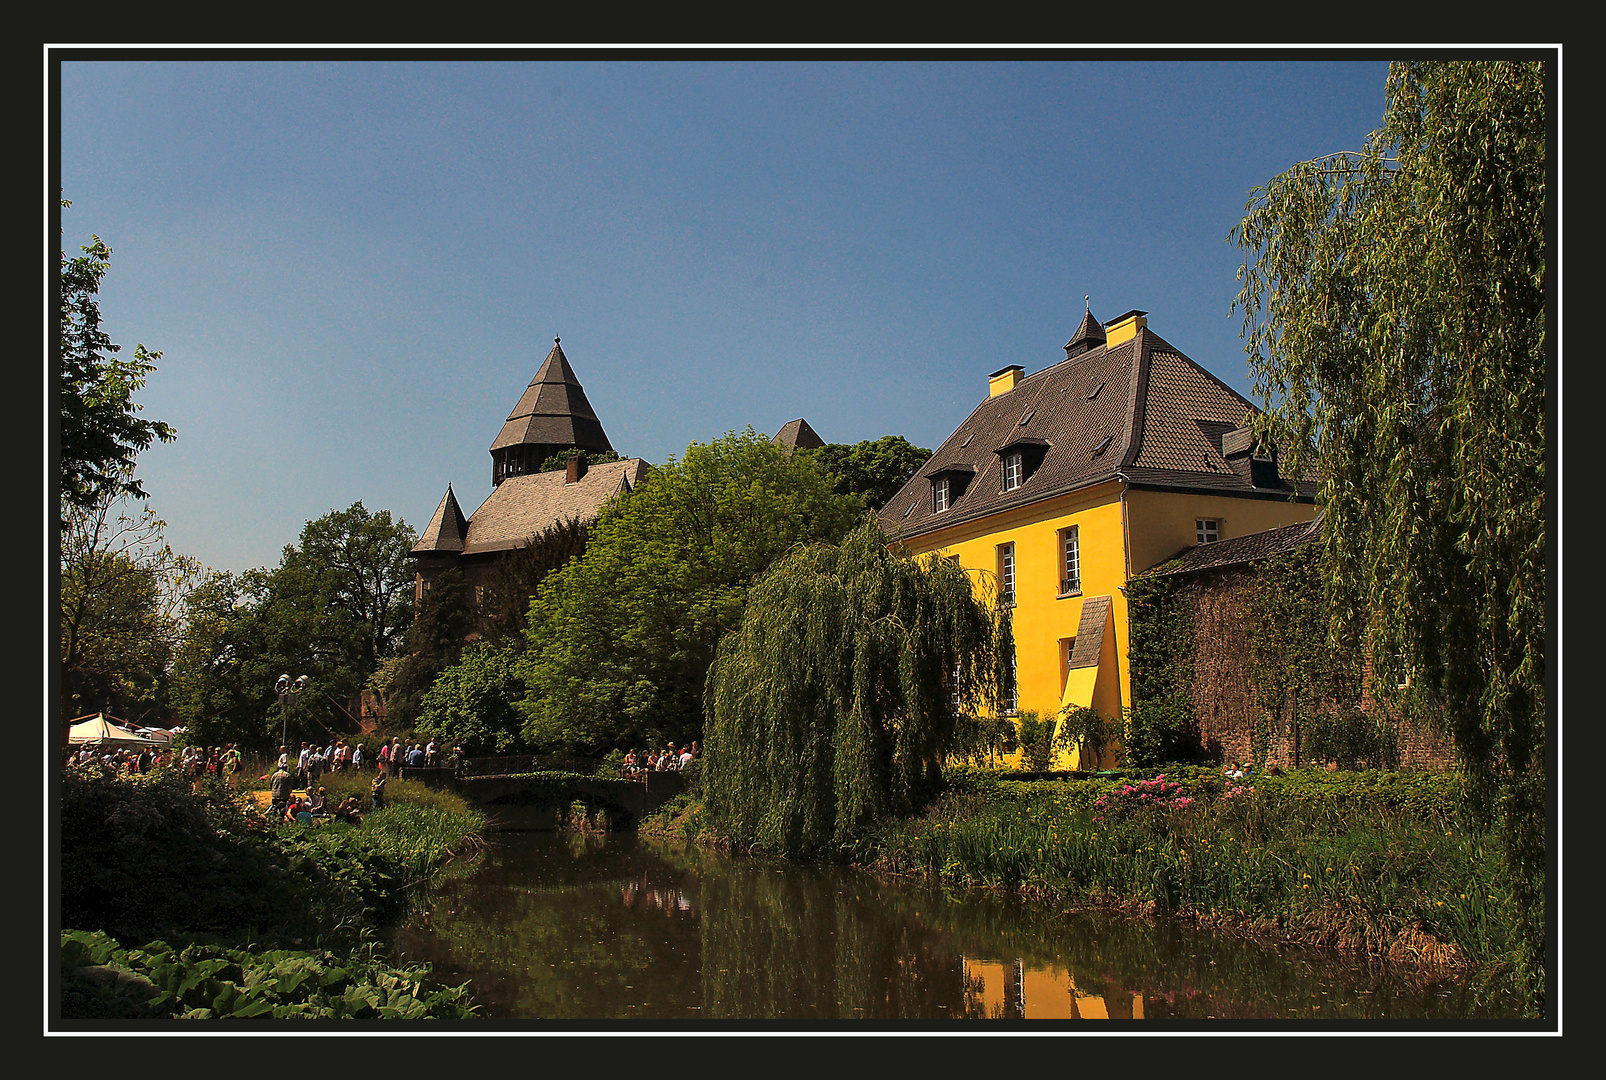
left=488, top=337, right=615, bottom=486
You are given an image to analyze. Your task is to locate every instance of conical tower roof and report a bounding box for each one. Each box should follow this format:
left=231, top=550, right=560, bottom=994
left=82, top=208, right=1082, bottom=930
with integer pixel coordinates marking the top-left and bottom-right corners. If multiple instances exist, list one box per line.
left=411, top=484, right=469, bottom=553
left=771, top=417, right=825, bottom=452
left=489, top=338, right=615, bottom=455
left=1064, top=309, right=1106, bottom=357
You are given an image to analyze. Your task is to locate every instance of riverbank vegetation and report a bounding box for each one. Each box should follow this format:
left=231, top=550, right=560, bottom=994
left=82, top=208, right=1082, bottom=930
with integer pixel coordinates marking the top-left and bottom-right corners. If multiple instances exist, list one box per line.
left=59, top=764, right=484, bottom=1020
left=853, top=766, right=1524, bottom=1003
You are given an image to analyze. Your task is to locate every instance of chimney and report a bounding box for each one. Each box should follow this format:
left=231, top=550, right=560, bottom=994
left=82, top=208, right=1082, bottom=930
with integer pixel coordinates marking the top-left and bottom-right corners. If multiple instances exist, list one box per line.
left=1103, top=309, right=1148, bottom=348
left=989, top=365, right=1024, bottom=397
left=565, top=456, right=587, bottom=483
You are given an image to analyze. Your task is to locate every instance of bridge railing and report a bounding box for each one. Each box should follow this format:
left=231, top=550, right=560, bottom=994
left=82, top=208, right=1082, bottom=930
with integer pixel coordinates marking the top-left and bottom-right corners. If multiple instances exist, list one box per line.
left=456, top=754, right=603, bottom=778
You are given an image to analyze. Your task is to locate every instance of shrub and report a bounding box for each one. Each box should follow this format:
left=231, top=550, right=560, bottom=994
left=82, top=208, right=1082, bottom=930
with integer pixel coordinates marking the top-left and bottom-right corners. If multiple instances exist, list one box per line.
left=1124, top=694, right=1205, bottom=767
left=1015, top=710, right=1056, bottom=772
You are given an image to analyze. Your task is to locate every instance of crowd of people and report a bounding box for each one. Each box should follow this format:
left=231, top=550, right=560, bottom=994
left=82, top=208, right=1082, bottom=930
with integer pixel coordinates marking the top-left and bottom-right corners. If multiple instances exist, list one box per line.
left=64, top=742, right=243, bottom=782
left=620, top=741, right=699, bottom=779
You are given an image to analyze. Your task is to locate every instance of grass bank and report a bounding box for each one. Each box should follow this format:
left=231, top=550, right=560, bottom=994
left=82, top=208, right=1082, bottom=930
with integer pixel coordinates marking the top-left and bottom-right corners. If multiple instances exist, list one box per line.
left=59, top=764, right=486, bottom=1020
left=853, top=766, right=1521, bottom=992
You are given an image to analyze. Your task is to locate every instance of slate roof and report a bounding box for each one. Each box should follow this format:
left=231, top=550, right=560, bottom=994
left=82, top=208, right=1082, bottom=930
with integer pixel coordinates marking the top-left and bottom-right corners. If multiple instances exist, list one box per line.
left=877, top=314, right=1318, bottom=542
left=1139, top=513, right=1324, bottom=578
left=411, top=485, right=470, bottom=554
left=772, top=417, right=826, bottom=451
left=490, top=339, right=615, bottom=455
left=1067, top=596, right=1113, bottom=669
left=448, top=458, right=649, bottom=555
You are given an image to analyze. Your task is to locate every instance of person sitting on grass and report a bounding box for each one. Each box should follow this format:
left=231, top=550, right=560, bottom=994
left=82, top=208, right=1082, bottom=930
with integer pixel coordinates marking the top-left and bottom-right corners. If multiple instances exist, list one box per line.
left=307, top=786, right=328, bottom=817
left=334, top=796, right=363, bottom=825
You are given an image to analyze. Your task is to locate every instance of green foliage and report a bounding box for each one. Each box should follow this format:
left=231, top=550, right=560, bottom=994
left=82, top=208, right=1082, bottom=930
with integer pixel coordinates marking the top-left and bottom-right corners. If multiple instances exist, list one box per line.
left=59, top=491, right=198, bottom=722
left=703, top=516, right=1011, bottom=857
left=477, top=516, right=591, bottom=647
left=799, top=435, right=931, bottom=513
left=415, top=643, right=528, bottom=755
left=1055, top=704, right=1117, bottom=768
left=521, top=428, right=860, bottom=753
left=170, top=502, right=416, bottom=748
left=536, top=447, right=622, bottom=473
left=949, top=712, right=1018, bottom=767
left=1014, top=710, right=1056, bottom=772
left=1303, top=706, right=1403, bottom=771
left=1232, top=61, right=1546, bottom=1005
left=1244, top=546, right=1365, bottom=765
left=381, top=566, right=479, bottom=729
left=58, top=200, right=176, bottom=523
left=1123, top=695, right=1202, bottom=769
left=61, top=930, right=477, bottom=1019
left=862, top=768, right=1524, bottom=1009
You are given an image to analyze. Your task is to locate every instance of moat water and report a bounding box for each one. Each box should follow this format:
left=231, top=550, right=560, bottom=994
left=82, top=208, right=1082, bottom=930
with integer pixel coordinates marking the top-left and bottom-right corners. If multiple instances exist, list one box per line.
left=387, top=830, right=1522, bottom=1022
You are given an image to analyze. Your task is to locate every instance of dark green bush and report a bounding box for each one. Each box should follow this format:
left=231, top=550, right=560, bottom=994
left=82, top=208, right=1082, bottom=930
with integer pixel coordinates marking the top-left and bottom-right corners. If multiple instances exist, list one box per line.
left=1123, top=694, right=1205, bottom=768
left=1015, top=710, right=1056, bottom=772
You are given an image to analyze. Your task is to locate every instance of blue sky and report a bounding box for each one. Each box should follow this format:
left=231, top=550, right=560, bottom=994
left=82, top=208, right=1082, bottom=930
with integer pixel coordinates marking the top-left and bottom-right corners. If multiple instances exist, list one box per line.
left=58, top=58, right=1393, bottom=573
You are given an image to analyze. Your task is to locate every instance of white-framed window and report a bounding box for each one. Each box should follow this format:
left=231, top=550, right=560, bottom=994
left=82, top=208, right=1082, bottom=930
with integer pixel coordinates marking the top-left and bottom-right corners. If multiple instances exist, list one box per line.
left=997, top=542, right=1015, bottom=607
left=1060, top=525, right=1081, bottom=594
left=1196, top=518, right=1220, bottom=544
left=1002, top=645, right=1018, bottom=715
left=934, top=476, right=950, bottom=512
left=951, top=658, right=963, bottom=711
left=1003, top=451, right=1024, bottom=491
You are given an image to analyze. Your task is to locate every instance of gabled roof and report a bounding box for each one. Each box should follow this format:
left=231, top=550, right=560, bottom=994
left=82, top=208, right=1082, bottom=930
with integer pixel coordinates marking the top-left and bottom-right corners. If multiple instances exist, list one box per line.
left=490, top=338, right=615, bottom=455
left=455, top=458, right=649, bottom=555
left=1140, top=513, right=1323, bottom=578
left=771, top=417, right=825, bottom=451
left=877, top=314, right=1317, bottom=542
left=411, top=485, right=469, bottom=554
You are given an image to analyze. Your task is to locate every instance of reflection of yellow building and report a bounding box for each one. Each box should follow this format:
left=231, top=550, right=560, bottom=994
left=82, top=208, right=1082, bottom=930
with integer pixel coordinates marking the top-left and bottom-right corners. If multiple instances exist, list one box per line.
left=962, top=956, right=1145, bottom=1019
left=879, top=310, right=1318, bottom=768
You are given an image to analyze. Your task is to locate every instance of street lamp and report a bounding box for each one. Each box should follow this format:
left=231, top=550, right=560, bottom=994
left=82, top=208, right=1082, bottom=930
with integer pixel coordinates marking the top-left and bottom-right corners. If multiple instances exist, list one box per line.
left=276, top=674, right=309, bottom=757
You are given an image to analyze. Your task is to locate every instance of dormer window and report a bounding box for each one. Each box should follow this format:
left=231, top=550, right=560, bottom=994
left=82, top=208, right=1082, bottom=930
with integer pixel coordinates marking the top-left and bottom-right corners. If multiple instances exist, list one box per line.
left=928, top=466, right=975, bottom=511
left=1003, top=452, right=1024, bottom=491
left=993, top=437, right=1049, bottom=493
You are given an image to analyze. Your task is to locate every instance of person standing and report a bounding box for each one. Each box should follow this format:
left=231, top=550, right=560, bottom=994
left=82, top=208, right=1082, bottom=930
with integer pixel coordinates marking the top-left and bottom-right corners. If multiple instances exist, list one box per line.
left=353, top=742, right=365, bottom=771
left=370, top=770, right=388, bottom=811
left=269, top=765, right=293, bottom=816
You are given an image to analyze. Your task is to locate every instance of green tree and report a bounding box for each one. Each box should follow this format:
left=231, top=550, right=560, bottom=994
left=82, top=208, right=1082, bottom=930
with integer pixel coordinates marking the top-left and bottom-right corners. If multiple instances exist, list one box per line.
left=60, top=481, right=198, bottom=723
left=801, top=435, right=931, bottom=512
left=59, top=200, right=175, bottom=522
left=1231, top=60, right=1546, bottom=1006
left=169, top=503, right=416, bottom=747
left=521, top=429, right=859, bottom=753
left=702, top=517, right=1010, bottom=856
left=478, top=516, right=592, bottom=648
left=378, top=566, right=479, bottom=730
left=415, top=643, right=528, bottom=754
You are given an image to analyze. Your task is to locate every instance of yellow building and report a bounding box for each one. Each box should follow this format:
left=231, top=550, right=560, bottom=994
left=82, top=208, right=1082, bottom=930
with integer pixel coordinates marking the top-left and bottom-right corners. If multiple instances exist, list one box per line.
left=877, top=309, right=1319, bottom=769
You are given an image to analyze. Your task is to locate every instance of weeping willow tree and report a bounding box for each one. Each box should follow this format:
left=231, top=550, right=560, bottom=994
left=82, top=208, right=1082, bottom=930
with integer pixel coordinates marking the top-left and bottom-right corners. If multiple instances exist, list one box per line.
left=703, top=516, right=1010, bottom=857
left=1232, top=61, right=1546, bottom=1008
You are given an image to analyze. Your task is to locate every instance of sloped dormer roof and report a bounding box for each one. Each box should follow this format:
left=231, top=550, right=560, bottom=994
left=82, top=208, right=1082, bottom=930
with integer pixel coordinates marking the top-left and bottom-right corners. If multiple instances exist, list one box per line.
left=490, top=338, right=615, bottom=455
left=411, top=485, right=469, bottom=554
left=877, top=314, right=1317, bottom=543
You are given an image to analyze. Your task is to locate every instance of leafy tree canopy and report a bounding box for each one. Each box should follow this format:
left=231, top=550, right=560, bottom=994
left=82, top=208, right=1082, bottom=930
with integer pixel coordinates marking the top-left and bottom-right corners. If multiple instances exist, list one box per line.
left=1231, top=60, right=1546, bottom=1002
left=60, top=483, right=198, bottom=724
left=702, top=516, right=1011, bottom=856
left=59, top=200, right=175, bottom=522
left=415, top=643, right=527, bottom=755
left=799, top=435, right=931, bottom=512
left=520, top=428, right=860, bottom=753
left=170, top=502, right=416, bottom=748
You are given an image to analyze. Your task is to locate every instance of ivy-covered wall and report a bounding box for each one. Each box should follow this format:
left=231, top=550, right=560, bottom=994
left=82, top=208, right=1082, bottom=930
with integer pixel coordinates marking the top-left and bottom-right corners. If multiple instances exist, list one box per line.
left=1125, top=546, right=1455, bottom=771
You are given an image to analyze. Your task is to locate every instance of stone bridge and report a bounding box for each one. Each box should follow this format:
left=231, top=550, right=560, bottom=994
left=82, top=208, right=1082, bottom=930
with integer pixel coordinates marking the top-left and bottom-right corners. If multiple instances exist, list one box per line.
left=399, top=765, right=689, bottom=830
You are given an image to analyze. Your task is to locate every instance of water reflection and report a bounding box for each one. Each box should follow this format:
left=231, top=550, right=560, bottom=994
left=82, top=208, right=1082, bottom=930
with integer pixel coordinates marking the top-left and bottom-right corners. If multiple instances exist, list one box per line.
left=387, top=833, right=1519, bottom=1021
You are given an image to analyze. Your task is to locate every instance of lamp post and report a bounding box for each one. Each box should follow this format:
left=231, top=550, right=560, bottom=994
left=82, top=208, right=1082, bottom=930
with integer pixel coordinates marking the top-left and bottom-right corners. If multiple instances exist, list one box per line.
left=275, top=674, right=309, bottom=757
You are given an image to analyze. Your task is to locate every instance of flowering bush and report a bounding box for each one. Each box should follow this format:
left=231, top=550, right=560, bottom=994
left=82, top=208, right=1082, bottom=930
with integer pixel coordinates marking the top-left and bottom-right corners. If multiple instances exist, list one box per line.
left=1091, top=774, right=1194, bottom=822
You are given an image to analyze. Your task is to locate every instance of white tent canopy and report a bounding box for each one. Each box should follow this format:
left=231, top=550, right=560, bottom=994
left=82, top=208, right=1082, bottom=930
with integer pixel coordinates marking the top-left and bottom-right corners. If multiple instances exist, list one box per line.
left=67, top=714, right=160, bottom=749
